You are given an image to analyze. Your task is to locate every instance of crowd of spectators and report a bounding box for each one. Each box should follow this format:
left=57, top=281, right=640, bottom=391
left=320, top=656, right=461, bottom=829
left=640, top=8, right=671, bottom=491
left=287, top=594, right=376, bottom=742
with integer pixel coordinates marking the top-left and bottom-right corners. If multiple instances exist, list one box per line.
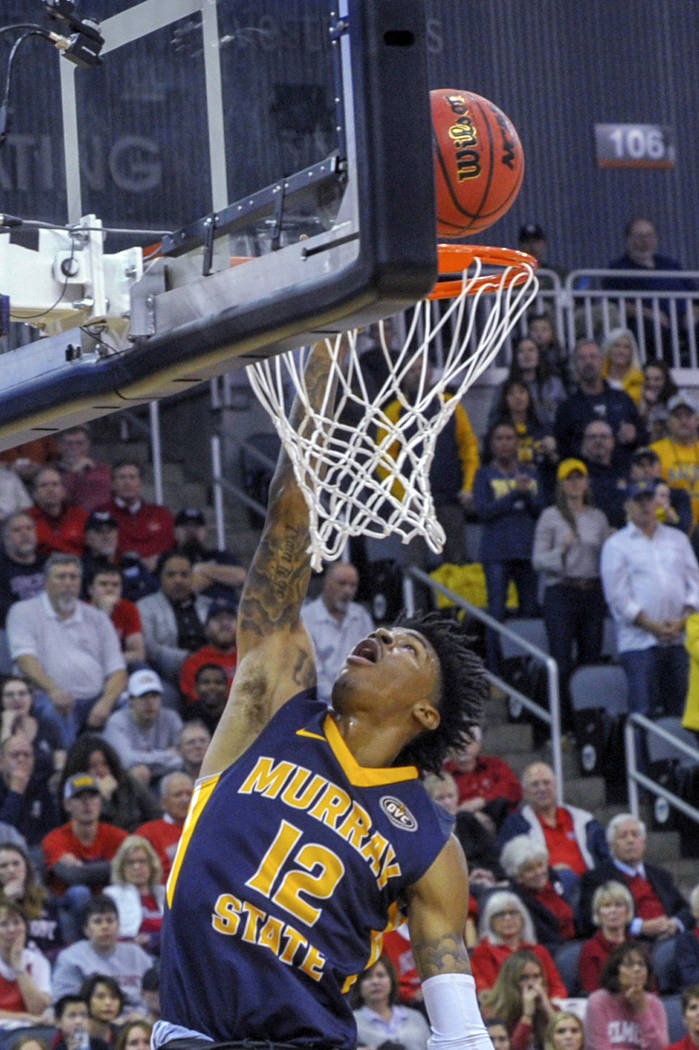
left=0, top=222, right=695, bottom=1050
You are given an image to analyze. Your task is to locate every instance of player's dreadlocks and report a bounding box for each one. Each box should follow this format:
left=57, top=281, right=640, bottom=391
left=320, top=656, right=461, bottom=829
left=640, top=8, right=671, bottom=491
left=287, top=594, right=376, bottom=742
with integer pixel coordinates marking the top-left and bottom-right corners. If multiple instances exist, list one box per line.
left=392, top=611, right=488, bottom=775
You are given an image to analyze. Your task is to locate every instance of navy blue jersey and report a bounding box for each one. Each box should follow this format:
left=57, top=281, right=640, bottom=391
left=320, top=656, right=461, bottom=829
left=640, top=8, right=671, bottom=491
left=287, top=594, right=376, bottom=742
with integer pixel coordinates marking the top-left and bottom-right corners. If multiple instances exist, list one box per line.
left=159, top=690, right=452, bottom=1048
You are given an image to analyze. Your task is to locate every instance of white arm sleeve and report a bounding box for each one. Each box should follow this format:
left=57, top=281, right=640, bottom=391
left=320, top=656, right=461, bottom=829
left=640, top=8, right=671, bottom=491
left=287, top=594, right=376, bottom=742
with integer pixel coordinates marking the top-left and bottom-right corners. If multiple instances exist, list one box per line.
left=422, top=973, right=494, bottom=1050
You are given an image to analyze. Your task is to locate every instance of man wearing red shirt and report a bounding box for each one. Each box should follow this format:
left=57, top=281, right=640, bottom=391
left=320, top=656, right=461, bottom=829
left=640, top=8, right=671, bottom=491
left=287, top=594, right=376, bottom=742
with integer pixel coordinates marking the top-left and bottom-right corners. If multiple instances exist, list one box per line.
left=42, top=773, right=127, bottom=942
left=29, top=467, right=88, bottom=556
left=88, top=563, right=145, bottom=668
left=100, top=460, right=175, bottom=572
left=136, top=770, right=193, bottom=879
left=444, top=724, right=522, bottom=830
left=178, top=597, right=237, bottom=703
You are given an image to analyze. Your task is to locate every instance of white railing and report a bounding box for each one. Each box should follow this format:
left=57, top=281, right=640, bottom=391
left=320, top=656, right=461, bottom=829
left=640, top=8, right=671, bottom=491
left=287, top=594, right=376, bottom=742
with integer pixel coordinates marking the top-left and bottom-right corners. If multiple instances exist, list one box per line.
left=624, top=713, right=699, bottom=826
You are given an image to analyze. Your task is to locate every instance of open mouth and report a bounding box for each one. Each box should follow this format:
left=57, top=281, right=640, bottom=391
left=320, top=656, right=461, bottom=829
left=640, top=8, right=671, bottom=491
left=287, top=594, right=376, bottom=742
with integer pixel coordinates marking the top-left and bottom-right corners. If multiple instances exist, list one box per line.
left=349, top=638, right=380, bottom=664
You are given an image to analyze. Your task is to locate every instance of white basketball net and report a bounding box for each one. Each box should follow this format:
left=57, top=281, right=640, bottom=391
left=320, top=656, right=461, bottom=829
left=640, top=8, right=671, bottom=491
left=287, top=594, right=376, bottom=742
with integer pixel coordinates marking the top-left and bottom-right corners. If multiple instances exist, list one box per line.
left=247, top=251, right=538, bottom=570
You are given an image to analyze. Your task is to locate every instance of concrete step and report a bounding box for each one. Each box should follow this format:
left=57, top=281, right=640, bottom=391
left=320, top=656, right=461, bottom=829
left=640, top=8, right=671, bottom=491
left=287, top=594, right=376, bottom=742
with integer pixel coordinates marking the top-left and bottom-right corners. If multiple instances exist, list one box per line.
left=663, top=857, right=699, bottom=899
left=483, top=723, right=534, bottom=754
left=644, top=828, right=682, bottom=863
left=561, top=775, right=607, bottom=811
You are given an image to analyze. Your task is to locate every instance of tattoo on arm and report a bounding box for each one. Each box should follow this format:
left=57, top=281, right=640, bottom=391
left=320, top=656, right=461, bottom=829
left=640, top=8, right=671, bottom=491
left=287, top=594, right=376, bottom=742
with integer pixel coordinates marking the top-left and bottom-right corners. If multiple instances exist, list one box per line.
left=411, top=931, right=471, bottom=980
left=238, top=517, right=310, bottom=639
left=292, top=646, right=315, bottom=688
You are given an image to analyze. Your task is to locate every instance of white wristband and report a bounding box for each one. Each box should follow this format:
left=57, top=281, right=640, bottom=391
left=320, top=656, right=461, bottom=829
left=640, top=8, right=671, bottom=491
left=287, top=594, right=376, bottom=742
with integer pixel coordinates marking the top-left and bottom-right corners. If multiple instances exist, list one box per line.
left=422, top=973, right=493, bottom=1050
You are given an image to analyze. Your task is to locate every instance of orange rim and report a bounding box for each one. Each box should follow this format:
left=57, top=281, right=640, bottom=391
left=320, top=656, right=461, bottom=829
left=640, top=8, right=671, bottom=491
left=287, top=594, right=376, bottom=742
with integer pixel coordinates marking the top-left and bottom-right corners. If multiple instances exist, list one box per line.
left=429, top=244, right=537, bottom=300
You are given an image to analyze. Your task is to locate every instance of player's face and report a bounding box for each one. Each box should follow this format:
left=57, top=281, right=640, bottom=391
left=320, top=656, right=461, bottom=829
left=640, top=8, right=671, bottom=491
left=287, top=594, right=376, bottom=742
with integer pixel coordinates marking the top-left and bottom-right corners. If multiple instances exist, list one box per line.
left=333, top=627, right=440, bottom=728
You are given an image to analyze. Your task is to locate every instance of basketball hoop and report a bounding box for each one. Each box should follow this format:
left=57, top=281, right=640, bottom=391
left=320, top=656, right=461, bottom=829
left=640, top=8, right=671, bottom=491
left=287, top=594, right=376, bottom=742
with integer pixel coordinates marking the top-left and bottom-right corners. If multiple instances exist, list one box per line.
left=247, top=244, right=538, bottom=570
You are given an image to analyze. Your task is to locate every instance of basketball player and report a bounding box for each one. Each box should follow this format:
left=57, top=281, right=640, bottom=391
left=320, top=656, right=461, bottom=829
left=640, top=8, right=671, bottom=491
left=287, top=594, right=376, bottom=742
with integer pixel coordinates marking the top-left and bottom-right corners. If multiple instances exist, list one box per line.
left=155, top=345, right=493, bottom=1050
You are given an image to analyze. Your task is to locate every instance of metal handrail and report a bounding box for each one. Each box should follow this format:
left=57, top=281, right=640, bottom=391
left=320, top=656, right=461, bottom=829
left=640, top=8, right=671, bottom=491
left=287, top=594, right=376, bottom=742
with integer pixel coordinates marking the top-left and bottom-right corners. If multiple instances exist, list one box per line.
left=624, top=712, right=699, bottom=825
left=402, top=566, right=563, bottom=804
left=210, top=431, right=268, bottom=550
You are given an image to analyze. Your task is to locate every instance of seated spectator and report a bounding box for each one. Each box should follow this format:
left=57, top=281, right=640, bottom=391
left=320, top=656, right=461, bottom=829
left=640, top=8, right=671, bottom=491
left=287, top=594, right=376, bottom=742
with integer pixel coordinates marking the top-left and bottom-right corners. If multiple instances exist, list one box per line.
left=498, top=335, right=567, bottom=430
left=79, top=974, right=123, bottom=1047
left=667, top=984, right=699, bottom=1050
left=527, top=311, right=569, bottom=384
left=578, top=814, right=693, bottom=941
left=601, top=329, right=644, bottom=405
left=51, top=895, right=152, bottom=1014
left=0, top=676, right=65, bottom=782
left=532, top=458, right=611, bottom=731
left=470, top=890, right=567, bottom=999
left=137, top=552, right=210, bottom=695
left=0, top=438, right=59, bottom=484
left=601, top=495, right=699, bottom=721
left=28, top=469, right=88, bottom=557
left=0, top=842, right=62, bottom=958
left=424, top=772, right=505, bottom=895
left=498, top=762, right=611, bottom=897
left=114, top=1020, right=152, bottom=1050
left=41, top=774, right=127, bottom=944
left=544, top=1013, right=585, bottom=1050
left=87, top=565, right=145, bottom=669
left=579, top=420, right=630, bottom=529
left=0, top=514, right=45, bottom=629
left=0, top=900, right=51, bottom=1034
left=140, top=966, right=160, bottom=1025
left=178, top=597, right=237, bottom=704
left=175, top=720, right=211, bottom=780
left=481, top=949, right=559, bottom=1050
left=603, top=216, right=699, bottom=358
left=183, top=665, right=227, bottom=734
left=135, top=772, right=193, bottom=880
left=578, top=880, right=637, bottom=994
left=672, top=883, right=699, bottom=987
left=473, top=422, right=543, bottom=671
left=103, top=669, right=183, bottom=789
left=583, top=942, right=667, bottom=1050
left=554, top=340, right=645, bottom=468
left=351, top=955, right=429, bottom=1050
left=100, top=462, right=175, bottom=573
left=56, top=427, right=112, bottom=514
left=651, top=391, right=699, bottom=525
left=630, top=446, right=691, bottom=533
left=485, top=1017, right=512, bottom=1050
left=7, top=553, right=127, bottom=745
left=443, top=726, right=522, bottom=830
left=639, top=359, right=677, bottom=443
left=61, top=736, right=161, bottom=834
left=0, top=466, right=31, bottom=524
left=173, top=508, right=246, bottom=604
left=104, top=836, right=163, bottom=955
left=500, top=836, right=577, bottom=956
left=0, top=733, right=59, bottom=846
left=81, top=511, right=156, bottom=605
left=52, top=993, right=109, bottom=1050
left=488, top=378, right=559, bottom=498
left=301, top=562, right=375, bottom=703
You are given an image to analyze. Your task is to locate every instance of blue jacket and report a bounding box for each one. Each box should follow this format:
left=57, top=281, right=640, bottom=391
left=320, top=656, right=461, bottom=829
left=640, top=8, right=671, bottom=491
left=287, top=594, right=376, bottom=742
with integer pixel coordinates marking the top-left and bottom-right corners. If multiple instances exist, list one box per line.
left=473, top=463, right=544, bottom=562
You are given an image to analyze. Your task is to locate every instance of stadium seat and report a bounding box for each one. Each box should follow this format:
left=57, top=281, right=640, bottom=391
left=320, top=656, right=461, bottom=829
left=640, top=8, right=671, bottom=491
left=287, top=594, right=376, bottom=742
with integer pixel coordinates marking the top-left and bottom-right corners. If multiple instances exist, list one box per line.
left=652, top=937, right=680, bottom=994
left=499, top=617, right=549, bottom=661
left=553, top=939, right=583, bottom=997
left=662, top=994, right=685, bottom=1043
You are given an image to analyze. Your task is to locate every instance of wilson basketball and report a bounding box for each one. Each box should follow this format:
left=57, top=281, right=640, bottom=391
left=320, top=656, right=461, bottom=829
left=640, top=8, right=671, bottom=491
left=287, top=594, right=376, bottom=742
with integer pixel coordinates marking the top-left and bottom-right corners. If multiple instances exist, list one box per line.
left=431, top=88, right=525, bottom=238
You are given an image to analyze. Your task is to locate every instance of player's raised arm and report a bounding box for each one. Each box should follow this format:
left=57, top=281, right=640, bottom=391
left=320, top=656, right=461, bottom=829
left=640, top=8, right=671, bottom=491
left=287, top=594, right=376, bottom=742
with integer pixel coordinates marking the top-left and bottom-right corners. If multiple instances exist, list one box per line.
left=201, top=344, right=335, bottom=776
left=406, top=836, right=495, bottom=1050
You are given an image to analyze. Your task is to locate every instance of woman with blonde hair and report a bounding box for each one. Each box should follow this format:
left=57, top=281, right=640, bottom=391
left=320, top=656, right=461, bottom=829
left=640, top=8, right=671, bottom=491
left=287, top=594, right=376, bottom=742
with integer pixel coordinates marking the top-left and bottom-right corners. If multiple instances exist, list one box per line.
left=578, top=880, right=635, bottom=993
left=544, top=1011, right=585, bottom=1050
left=601, top=328, right=644, bottom=405
left=104, top=835, right=164, bottom=954
left=481, top=949, right=557, bottom=1050
left=470, top=890, right=567, bottom=999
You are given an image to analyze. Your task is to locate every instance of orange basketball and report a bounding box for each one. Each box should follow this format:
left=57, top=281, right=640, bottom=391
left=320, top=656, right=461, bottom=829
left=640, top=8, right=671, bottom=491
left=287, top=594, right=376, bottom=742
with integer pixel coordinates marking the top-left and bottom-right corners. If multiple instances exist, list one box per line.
left=431, top=88, right=525, bottom=238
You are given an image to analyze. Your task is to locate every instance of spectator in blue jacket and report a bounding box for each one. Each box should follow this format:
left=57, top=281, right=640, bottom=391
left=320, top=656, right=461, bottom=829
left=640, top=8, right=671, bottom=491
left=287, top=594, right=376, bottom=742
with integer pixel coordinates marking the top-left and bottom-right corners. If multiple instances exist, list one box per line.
left=473, top=421, right=544, bottom=671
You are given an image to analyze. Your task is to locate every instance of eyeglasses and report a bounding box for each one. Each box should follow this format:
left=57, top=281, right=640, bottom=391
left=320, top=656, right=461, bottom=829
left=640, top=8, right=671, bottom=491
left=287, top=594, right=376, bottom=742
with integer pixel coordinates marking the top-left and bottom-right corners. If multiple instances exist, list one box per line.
left=125, top=857, right=149, bottom=866
left=493, top=908, right=520, bottom=919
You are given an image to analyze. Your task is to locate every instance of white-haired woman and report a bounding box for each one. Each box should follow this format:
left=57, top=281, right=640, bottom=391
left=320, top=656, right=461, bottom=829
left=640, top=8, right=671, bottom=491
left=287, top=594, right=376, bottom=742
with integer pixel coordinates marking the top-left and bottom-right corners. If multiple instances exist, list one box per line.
left=470, top=890, right=568, bottom=1000
left=500, top=835, right=577, bottom=956
left=578, top=880, right=635, bottom=993
left=601, top=328, right=644, bottom=405
left=105, top=835, right=164, bottom=954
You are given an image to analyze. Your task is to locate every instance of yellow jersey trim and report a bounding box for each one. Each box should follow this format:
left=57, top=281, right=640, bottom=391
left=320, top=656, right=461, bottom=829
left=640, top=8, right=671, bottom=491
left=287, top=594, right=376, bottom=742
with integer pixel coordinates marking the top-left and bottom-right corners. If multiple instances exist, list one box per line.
left=166, top=773, right=220, bottom=907
left=323, top=715, right=418, bottom=787
left=296, top=729, right=326, bottom=741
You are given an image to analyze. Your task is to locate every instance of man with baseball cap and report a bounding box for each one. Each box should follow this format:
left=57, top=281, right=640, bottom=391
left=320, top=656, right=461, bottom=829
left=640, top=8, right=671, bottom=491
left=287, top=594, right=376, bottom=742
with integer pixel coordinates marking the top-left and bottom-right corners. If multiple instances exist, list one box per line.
left=102, top=669, right=183, bottom=788
left=82, top=509, right=156, bottom=603
left=630, top=445, right=692, bottom=532
left=173, top=507, right=246, bottom=604
left=42, top=772, right=127, bottom=941
left=178, top=596, right=237, bottom=704
left=601, top=477, right=699, bottom=723
left=651, top=391, right=699, bottom=524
